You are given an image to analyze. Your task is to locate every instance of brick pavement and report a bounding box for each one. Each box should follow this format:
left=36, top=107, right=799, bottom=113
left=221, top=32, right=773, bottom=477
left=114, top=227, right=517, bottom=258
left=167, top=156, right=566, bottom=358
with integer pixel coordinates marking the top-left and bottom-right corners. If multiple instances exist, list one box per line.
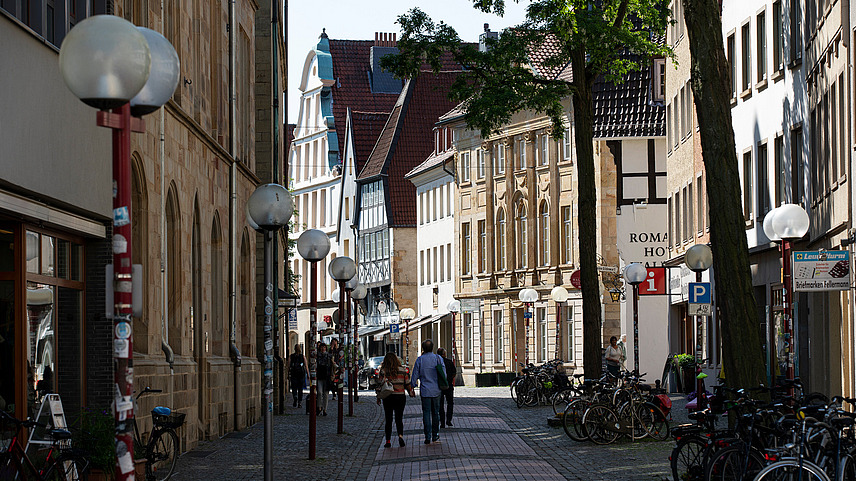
left=169, top=387, right=678, bottom=480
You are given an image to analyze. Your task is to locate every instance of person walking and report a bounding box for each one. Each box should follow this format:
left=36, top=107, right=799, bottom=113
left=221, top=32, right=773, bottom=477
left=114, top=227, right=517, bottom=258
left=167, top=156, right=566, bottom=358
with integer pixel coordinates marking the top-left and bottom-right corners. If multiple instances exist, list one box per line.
left=288, top=345, right=308, bottom=409
left=605, top=336, right=622, bottom=380
left=316, top=343, right=335, bottom=416
left=375, top=352, right=414, bottom=448
left=411, top=339, right=446, bottom=444
left=437, top=348, right=456, bottom=428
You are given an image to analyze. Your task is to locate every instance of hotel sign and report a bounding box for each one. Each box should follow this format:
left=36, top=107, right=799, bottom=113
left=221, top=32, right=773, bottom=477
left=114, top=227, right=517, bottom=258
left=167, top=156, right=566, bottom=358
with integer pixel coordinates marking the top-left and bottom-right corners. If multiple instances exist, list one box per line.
left=792, top=250, right=850, bottom=292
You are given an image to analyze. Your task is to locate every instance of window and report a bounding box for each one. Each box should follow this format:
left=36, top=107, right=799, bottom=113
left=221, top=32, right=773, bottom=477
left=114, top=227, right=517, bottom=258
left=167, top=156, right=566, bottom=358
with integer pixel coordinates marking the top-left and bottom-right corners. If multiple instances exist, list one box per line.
left=774, top=135, right=785, bottom=206
left=756, top=11, right=766, bottom=83
left=672, top=95, right=680, bottom=148
left=432, top=188, right=437, bottom=221
left=564, top=308, right=574, bottom=361
left=461, top=151, right=471, bottom=182
left=478, top=220, right=486, bottom=273
left=838, top=73, right=846, bottom=179
left=675, top=190, right=681, bottom=243
left=419, top=192, right=424, bottom=225
left=790, top=0, right=801, bottom=63
left=772, top=1, right=784, bottom=74
left=561, top=206, right=572, bottom=264
left=439, top=185, right=445, bottom=218
left=494, top=143, right=506, bottom=175
left=539, top=135, right=549, bottom=166
left=447, top=183, right=452, bottom=216
left=741, top=22, right=751, bottom=92
left=687, top=183, right=694, bottom=237
left=447, top=243, right=452, bottom=281
left=668, top=196, right=674, bottom=248
left=517, top=138, right=527, bottom=170
left=539, top=202, right=549, bottom=266
left=653, top=58, right=666, bottom=102
left=683, top=85, right=692, bottom=138
left=439, top=244, right=445, bottom=281
left=563, top=127, right=572, bottom=161
left=494, top=309, right=504, bottom=363
left=727, top=33, right=737, bottom=99
left=666, top=105, right=672, bottom=152
left=435, top=129, right=440, bottom=153
left=432, top=246, right=438, bottom=283
left=344, top=197, right=350, bottom=220
left=477, top=149, right=485, bottom=179
left=537, top=307, right=548, bottom=362
left=496, top=209, right=507, bottom=270
left=831, top=83, right=838, bottom=182
left=791, top=126, right=803, bottom=204
left=515, top=200, right=527, bottom=268
left=743, top=150, right=753, bottom=221
left=462, top=222, right=472, bottom=275
left=757, top=142, right=770, bottom=215
left=464, top=313, right=474, bottom=363
left=697, top=176, right=705, bottom=233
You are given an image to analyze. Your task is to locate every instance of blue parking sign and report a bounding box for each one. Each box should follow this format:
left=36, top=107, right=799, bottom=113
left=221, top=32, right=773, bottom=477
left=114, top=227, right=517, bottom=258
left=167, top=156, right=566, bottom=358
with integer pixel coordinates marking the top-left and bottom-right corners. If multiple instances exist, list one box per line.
left=689, top=283, right=711, bottom=304
left=389, top=323, right=400, bottom=334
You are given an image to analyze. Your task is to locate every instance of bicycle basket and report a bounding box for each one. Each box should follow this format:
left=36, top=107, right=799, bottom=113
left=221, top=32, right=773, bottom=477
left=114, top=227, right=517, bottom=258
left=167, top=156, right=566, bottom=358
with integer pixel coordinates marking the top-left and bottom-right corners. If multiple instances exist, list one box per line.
left=152, top=411, right=186, bottom=429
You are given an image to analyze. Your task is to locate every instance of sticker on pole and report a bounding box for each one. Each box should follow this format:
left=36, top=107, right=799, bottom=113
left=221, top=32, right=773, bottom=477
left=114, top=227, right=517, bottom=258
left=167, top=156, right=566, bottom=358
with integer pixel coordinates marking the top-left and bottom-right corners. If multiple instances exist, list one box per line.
left=688, top=282, right=712, bottom=316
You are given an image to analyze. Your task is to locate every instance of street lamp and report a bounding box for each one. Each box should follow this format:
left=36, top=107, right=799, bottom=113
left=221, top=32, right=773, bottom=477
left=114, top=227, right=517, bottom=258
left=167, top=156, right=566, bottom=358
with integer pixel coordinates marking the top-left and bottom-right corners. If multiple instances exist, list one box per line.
left=399, top=308, right=416, bottom=366
left=623, top=263, right=648, bottom=374
left=59, top=15, right=179, bottom=481
left=296, top=229, right=330, bottom=460
left=685, top=244, right=713, bottom=407
left=351, top=283, right=367, bottom=402
left=550, top=286, right=569, bottom=360
left=764, top=204, right=809, bottom=383
left=343, top=275, right=358, bottom=414
left=329, top=256, right=356, bottom=434
left=247, top=184, right=293, bottom=481
left=518, top=289, right=538, bottom=368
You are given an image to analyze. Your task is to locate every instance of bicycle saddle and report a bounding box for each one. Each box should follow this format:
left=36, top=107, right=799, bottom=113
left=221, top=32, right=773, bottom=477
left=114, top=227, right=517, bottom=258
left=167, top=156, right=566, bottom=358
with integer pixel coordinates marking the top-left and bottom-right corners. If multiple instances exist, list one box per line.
left=49, top=428, right=73, bottom=441
left=153, top=406, right=172, bottom=415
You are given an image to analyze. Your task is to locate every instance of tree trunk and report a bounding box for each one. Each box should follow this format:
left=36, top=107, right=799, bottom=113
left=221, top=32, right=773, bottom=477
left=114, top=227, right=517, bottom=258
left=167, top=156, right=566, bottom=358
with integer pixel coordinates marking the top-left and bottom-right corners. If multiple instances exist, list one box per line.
left=571, top=48, right=603, bottom=379
left=682, top=0, right=767, bottom=389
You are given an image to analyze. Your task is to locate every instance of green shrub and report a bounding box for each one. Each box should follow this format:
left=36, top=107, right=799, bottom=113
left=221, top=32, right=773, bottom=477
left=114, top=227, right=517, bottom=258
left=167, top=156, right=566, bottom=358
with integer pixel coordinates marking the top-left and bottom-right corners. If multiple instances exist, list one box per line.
left=673, top=353, right=696, bottom=369
left=71, top=408, right=116, bottom=475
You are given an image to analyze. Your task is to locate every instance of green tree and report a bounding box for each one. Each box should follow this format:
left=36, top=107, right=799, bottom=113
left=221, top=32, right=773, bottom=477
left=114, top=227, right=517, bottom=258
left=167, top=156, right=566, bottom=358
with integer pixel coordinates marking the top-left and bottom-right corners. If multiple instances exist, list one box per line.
left=382, top=0, right=670, bottom=377
left=682, top=0, right=766, bottom=390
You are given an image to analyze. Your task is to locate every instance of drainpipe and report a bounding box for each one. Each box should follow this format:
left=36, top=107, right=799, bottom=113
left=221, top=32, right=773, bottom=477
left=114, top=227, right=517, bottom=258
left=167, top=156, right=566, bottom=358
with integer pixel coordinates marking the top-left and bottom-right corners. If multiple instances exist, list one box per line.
left=228, top=0, right=244, bottom=431
left=271, top=0, right=286, bottom=415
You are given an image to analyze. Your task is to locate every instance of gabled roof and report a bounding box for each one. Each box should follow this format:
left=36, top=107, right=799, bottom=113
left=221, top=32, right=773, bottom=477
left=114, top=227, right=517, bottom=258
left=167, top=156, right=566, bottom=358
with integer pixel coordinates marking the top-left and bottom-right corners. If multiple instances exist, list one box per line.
left=405, top=149, right=456, bottom=179
left=358, top=71, right=462, bottom=227
left=592, top=53, right=664, bottom=138
left=349, top=111, right=391, bottom=174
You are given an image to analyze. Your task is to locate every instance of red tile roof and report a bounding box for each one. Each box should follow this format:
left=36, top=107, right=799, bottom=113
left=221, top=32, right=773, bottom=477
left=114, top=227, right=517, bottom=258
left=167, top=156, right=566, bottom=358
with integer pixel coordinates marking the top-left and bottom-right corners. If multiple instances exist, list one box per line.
left=358, top=71, right=461, bottom=227
left=348, top=110, right=391, bottom=174
left=405, top=149, right=456, bottom=179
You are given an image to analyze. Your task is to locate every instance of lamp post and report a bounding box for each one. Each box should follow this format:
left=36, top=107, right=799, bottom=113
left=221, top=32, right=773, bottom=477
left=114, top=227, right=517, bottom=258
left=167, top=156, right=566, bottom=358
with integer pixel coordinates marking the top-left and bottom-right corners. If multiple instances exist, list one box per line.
left=686, top=244, right=713, bottom=408
left=764, top=204, right=810, bottom=383
left=518, top=289, right=538, bottom=367
left=344, top=275, right=358, bottom=415
left=329, top=256, right=356, bottom=434
left=351, top=284, right=367, bottom=401
left=550, top=286, right=569, bottom=360
left=447, top=300, right=461, bottom=375
left=296, top=229, right=330, bottom=460
left=399, top=308, right=416, bottom=366
left=246, top=184, right=294, bottom=481
left=623, top=263, right=648, bottom=374
left=58, top=16, right=179, bottom=481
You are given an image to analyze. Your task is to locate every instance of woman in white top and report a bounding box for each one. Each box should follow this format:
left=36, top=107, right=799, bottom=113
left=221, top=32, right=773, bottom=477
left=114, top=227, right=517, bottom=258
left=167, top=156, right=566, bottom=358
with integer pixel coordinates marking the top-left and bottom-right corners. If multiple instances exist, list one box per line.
left=605, top=336, right=622, bottom=380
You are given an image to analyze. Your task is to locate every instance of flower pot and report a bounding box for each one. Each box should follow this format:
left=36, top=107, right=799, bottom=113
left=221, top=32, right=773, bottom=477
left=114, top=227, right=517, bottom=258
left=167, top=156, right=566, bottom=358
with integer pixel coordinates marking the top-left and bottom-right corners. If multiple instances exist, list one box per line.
left=681, top=366, right=696, bottom=395
left=88, top=468, right=110, bottom=481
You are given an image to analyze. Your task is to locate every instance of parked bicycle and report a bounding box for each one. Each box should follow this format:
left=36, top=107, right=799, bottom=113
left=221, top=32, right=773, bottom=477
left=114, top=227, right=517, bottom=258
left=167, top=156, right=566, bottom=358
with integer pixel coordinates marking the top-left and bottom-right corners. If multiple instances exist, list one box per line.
left=0, top=409, right=89, bottom=481
left=133, top=387, right=185, bottom=481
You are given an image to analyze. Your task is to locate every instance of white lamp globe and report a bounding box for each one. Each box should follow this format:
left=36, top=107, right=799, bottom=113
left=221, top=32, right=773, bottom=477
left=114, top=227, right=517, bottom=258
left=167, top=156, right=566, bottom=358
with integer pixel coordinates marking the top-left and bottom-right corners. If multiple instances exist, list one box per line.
left=130, top=27, right=180, bottom=116
left=345, top=275, right=358, bottom=291
left=763, top=206, right=782, bottom=241
left=296, top=229, right=330, bottom=262
left=772, top=203, right=810, bottom=240
left=247, top=184, right=293, bottom=231
left=518, top=288, right=538, bottom=303
left=351, top=285, right=367, bottom=300
left=550, top=285, right=569, bottom=303
left=331, top=288, right=340, bottom=303
left=399, top=308, right=416, bottom=320
left=447, top=299, right=461, bottom=313
left=685, top=244, right=713, bottom=272
left=246, top=202, right=261, bottom=232
left=329, top=256, right=357, bottom=281
left=59, top=15, right=151, bottom=110
left=624, top=263, right=647, bottom=285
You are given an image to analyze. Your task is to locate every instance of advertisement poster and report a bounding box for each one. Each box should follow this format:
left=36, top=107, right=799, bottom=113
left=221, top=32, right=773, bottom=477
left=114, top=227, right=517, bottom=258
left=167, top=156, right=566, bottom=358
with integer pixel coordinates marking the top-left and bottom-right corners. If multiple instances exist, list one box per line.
left=792, top=250, right=850, bottom=291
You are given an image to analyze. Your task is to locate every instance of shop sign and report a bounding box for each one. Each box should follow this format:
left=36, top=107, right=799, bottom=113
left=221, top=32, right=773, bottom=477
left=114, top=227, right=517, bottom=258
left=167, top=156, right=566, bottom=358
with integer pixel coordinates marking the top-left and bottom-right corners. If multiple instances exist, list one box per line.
left=793, top=250, right=850, bottom=291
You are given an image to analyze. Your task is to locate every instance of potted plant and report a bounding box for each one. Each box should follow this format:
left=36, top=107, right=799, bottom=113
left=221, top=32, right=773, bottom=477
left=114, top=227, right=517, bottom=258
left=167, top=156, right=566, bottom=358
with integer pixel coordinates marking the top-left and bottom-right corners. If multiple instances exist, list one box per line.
left=673, top=354, right=697, bottom=394
left=72, top=408, right=116, bottom=480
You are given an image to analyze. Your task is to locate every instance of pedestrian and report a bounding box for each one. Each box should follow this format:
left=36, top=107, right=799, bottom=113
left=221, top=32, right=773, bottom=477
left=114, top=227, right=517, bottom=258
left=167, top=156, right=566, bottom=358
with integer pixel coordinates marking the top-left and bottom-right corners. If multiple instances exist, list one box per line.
left=411, top=339, right=446, bottom=445
left=316, top=343, right=335, bottom=416
left=617, top=334, right=627, bottom=370
left=375, top=352, right=414, bottom=448
left=605, top=336, right=622, bottom=380
left=329, top=339, right=339, bottom=400
left=288, top=345, right=308, bottom=409
left=437, top=348, right=456, bottom=428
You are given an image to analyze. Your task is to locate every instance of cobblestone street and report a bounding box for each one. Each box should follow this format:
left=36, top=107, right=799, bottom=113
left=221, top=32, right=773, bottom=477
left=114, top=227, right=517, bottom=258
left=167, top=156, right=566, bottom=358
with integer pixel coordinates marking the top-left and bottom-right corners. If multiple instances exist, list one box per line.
left=170, top=386, right=676, bottom=480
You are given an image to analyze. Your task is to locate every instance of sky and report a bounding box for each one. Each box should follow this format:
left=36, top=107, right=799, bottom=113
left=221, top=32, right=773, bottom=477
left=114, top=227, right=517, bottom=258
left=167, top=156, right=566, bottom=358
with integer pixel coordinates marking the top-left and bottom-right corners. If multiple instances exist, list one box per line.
left=286, top=0, right=530, bottom=124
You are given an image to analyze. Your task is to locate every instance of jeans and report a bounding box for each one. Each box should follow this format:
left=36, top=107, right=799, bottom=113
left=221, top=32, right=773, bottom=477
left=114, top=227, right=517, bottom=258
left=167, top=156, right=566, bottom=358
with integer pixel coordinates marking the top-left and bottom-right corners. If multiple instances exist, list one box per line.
left=420, top=396, right=441, bottom=441
left=382, top=394, right=406, bottom=440
left=317, top=378, right=329, bottom=413
left=290, top=375, right=304, bottom=405
left=439, top=388, right=453, bottom=425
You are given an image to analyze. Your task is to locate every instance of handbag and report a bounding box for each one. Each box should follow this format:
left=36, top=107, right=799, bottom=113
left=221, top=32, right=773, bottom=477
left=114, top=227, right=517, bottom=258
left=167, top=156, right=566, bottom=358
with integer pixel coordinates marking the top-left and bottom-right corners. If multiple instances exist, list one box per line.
left=436, top=356, right=449, bottom=390
left=376, top=379, right=395, bottom=400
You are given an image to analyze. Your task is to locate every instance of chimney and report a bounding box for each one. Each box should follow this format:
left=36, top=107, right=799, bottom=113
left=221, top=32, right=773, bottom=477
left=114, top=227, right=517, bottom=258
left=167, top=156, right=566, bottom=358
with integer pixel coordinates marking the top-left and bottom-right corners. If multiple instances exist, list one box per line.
left=374, top=32, right=398, bottom=47
left=479, top=24, right=498, bottom=53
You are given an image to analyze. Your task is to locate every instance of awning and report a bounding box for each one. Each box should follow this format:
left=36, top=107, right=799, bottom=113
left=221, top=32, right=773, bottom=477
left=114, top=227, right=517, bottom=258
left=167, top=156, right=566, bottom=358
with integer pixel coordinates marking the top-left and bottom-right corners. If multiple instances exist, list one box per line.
left=404, top=313, right=449, bottom=332
left=358, top=324, right=389, bottom=338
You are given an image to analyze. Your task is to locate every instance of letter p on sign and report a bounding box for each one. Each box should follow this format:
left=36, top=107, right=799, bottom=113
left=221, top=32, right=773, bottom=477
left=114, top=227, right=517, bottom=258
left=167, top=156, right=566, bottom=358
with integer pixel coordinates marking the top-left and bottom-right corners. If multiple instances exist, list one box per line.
left=688, top=282, right=711, bottom=304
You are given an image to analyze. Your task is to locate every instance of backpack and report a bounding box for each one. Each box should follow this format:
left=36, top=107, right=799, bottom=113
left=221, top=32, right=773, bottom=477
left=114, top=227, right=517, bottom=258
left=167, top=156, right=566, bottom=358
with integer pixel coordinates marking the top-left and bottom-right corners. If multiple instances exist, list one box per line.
left=289, top=354, right=304, bottom=377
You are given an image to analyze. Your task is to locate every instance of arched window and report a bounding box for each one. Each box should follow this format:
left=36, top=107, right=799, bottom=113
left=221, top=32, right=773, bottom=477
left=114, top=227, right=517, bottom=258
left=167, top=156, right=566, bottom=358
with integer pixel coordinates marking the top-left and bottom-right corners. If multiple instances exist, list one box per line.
left=191, top=199, right=201, bottom=357
left=240, top=230, right=253, bottom=356
left=539, top=201, right=549, bottom=266
left=496, top=209, right=506, bottom=270
left=211, top=212, right=225, bottom=356
left=131, top=154, right=148, bottom=354
left=515, top=199, right=527, bottom=268
left=166, top=184, right=182, bottom=354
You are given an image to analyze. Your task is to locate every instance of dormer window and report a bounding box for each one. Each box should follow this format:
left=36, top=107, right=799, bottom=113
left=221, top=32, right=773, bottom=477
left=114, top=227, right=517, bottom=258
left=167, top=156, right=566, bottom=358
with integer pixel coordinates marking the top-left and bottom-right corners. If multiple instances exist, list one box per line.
left=652, top=58, right=666, bottom=102
left=435, top=129, right=440, bottom=153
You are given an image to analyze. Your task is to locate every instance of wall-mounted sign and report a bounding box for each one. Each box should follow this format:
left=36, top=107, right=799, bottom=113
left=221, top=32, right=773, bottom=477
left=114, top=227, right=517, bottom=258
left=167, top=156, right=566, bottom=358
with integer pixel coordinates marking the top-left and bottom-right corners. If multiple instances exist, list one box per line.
left=793, top=250, right=850, bottom=291
left=637, top=267, right=666, bottom=295
left=461, top=298, right=480, bottom=313
left=571, top=270, right=582, bottom=289
left=688, top=282, right=712, bottom=316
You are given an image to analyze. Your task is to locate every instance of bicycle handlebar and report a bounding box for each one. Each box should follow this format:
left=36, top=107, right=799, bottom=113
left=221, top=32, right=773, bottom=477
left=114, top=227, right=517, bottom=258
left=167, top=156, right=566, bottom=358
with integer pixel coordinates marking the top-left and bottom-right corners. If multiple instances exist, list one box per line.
left=0, top=409, right=47, bottom=429
left=135, top=386, right=163, bottom=400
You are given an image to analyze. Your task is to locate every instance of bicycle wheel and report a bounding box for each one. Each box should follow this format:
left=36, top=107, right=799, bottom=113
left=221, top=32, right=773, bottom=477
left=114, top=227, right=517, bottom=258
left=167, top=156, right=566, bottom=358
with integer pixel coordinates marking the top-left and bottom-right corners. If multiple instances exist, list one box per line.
left=704, top=445, right=764, bottom=481
left=147, top=428, right=179, bottom=481
left=552, top=389, right=574, bottom=415
left=639, top=402, right=670, bottom=441
left=753, top=460, right=830, bottom=481
left=839, top=453, right=856, bottom=481
left=514, top=378, right=529, bottom=408
left=618, top=402, right=649, bottom=440
left=44, top=453, right=89, bottom=481
left=582, top=404, right=620, bottom=445
left=562, top=399, right=588, bottom=442
left=671, top=436, right=708, bottom=481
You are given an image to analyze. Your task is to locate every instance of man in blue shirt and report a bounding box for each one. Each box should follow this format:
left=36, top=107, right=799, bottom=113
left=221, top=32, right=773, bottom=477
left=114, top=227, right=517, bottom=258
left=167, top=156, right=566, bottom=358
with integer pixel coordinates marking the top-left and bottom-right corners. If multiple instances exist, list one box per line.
left=412, top=339, right=446, bottom=444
